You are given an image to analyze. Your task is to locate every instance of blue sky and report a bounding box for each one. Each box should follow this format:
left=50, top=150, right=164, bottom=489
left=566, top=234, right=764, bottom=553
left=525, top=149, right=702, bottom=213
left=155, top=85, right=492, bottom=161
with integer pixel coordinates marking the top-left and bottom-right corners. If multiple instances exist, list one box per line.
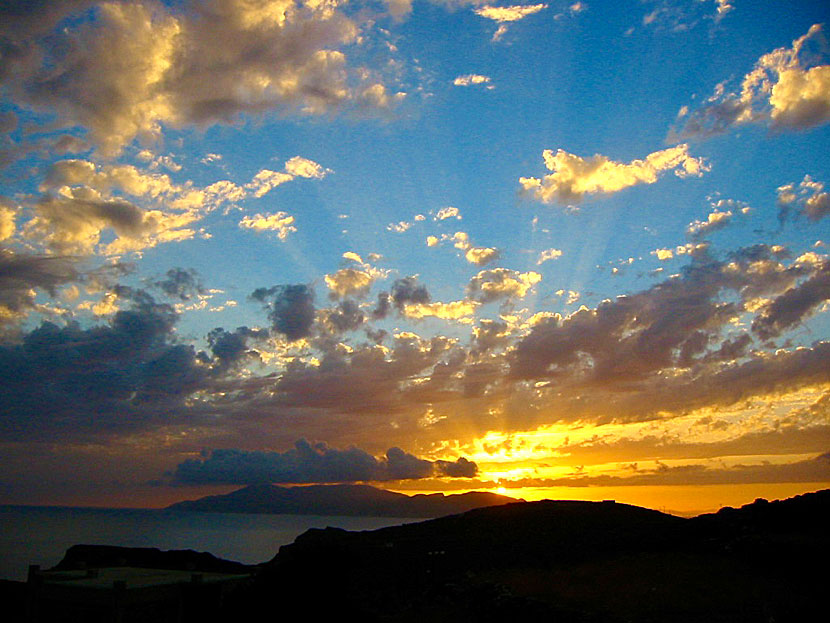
left=0, top=0, right=828, bottom=511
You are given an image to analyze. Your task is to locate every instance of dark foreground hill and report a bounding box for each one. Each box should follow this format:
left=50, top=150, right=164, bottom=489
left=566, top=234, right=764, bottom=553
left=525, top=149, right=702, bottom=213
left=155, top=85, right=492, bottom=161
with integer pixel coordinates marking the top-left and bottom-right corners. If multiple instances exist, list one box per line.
left=167, top=482, right=520, bottom=517
left=223, top=489, right=829, bottom=623
left=14, top=490, right=828, bottom=622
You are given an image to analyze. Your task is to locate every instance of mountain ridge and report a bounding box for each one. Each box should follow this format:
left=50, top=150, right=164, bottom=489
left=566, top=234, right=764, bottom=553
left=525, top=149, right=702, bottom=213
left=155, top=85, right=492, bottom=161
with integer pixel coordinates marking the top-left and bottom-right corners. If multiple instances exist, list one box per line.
left=166, top=482, right=522, bottom=517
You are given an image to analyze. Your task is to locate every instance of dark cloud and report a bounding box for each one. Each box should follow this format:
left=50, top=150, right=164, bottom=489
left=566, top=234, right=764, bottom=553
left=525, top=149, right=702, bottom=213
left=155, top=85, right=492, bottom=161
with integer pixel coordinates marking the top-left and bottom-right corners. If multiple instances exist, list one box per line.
left=506, top=452, right=830, bottom=488
left=206, top=326, right=268, bottom=369
left=154, top=267, right=204, bottom=301
left=0, top=288, right=204, bottom=441
left=510, top=259, right=737, bottom=383
left=370, top=277, right=430, bottom=320
left=173, top=439, right=478, bottom=484
left=371, top=291, right=391, bottom=319
left=320, top=299, right=365, bottom=334
left=251, top=284, right=315, bottom=341
left=391, top=276, right=431, bottom=310
left=752, top=261, right=830, bottom=340
left=0, top=247, right=78, bottom=327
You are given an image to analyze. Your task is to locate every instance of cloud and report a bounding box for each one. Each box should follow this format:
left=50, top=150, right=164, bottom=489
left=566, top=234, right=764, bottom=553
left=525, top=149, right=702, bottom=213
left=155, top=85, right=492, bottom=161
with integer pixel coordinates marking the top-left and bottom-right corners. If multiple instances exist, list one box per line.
left=474, top=4, right=547, bottom=22
left=428, top=231, right=501, bottom=266
left=672, top=24, right=830, bottom=139
left=402, top=300, right=479, bottom=322
left=319, top=299, right=366, bottom=333
left=752, top=260, right=830, bottom=340
left=474, top=3, right=548, bottom=41
left=391, top=276, right=431, bottom=311
left=251, top=284, right=316, bottom=341
left=0, top=247, right=78, bottom=328
left=513, top=452, right=830, bottom=488
left=206, top=326, right=268, bottom=369
left=246, top=156, right=329, bottom=197
left=239, top=212, right=297, bottom=240
left=153, top=267, right=204, bottom=301
left=435, top=206, right=461, bottom=220
left=519, top=144, right=709, bottom=204
left=173, top=439, right=478, bottom=484
left=687, top=208, right=733, bottom=240
left=778, top=176, right=830, bottom=223
left=467, top=268, right=541, bottom=303
left=24, top=187, right=199, bottom=255
left=0, top=288, right=205, bottom=441
left=453, top=74, right=492, bottom=88
left=325, top=268, right=377, bottom=299
left=464, top=246, right=501, bottom=266
left=3, top=0, right=382, bottom=156
left=387, top=220, right=413, bottom=233
left=536, top=248, right=563, bottom=264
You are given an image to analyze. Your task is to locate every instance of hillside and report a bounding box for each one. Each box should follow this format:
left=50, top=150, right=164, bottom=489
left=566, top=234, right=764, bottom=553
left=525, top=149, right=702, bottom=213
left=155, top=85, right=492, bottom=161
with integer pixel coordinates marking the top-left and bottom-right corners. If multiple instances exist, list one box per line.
left=227, top=490, right=829, bottom=622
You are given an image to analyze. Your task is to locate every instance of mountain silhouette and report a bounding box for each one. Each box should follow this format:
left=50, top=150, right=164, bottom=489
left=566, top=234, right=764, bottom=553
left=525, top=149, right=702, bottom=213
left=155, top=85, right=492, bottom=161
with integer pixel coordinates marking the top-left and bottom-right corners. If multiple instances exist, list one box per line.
left=166, top=483, right=520, bottom=517
left=14, top=490, right=828, bottom=623
left=228, top=489, right=829, bottom=622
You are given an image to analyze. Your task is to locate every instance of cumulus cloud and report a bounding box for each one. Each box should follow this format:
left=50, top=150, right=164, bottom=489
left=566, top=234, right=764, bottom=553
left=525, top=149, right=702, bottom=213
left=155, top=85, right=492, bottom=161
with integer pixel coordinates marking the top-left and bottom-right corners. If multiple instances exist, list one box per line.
left=239, top=212, right=297, bottom=240
left=435, top=206, right=461, bottom=220
left=778, top=175, right=830, bottom=223
left=325, top=268, right=376, bottom=300
left=507, top=248, right=830, bottom=426
left=464, top=246, right=501, bottom=266
left=402, top=299, right=479, bottom=322
left=752, top=260, right=830, bottom=340
left=173, top=439, right=478, bottom=484
left=206, top=326, right=268, bottom=369
left=319, top=299, right=366, bottom=333
left=474, top=4, right=548, bottom=40
left=3, top=0, right=390, bottom=156
left=453, top=74, right=493, bottom=88
left=687, top=209, right=733, bottom=240
left=519, top=144, right=709, bottom=204
left=0, top=287, right=205, bottom=440
left=428, top=231, right=501, bottom=266
left=153, top=267, right=204, bottom=301
left=467, top=268, right=541, bottom=303
left=0, top=247, right=78, bottom=328
left=536, top=248, right=563, bottom=264
left=251, top=284, right=315, bottom=341
left=24, top=155, right=319, bottom=254
left=391, top=276, right=431, bottom=311
left=672, top=24, right=830, bottom=140
left=387, top=220, right=413, bottom=233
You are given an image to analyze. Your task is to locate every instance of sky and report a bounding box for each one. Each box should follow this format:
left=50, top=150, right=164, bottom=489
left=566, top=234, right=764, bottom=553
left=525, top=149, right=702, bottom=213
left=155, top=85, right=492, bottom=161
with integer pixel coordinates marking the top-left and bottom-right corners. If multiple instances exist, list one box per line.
left=0, top=0, right=828, bottom=514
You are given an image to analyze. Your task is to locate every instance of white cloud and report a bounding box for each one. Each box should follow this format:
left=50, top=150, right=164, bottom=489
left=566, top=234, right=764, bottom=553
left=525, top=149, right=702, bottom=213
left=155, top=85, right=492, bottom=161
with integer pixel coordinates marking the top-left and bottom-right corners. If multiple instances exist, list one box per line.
left=387, top=221, right=413, bottom=233
left=453, top=74, right=493, bottom=88
left=6, top=0, right=387, bottom=155
left=673, top=24, right=830, bottom=139
left=239, top=212, right=297, bottom=240
left=435, top=206, right=461, bottom=220
left=520, top=144, right=709, bottom=204
left=537, top=248, right=563, bottom=264
left=474, top=4, right=548, bottom=41
left=778, top=175, right=830, bottom=222
left=467, top=268, right=542, bottom=303
left=474, top=4, right=548, bottom=22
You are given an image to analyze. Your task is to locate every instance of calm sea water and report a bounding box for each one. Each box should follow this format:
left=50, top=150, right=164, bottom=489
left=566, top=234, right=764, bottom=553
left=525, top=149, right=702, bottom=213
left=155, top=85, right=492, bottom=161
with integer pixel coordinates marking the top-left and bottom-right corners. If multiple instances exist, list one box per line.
left=0, top=505, right=418, bottom=581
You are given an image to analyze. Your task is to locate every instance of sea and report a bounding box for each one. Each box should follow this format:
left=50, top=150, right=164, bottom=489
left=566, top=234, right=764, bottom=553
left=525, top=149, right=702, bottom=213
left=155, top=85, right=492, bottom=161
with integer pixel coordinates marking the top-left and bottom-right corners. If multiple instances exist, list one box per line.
left=0, top=505, right=418, bottom=582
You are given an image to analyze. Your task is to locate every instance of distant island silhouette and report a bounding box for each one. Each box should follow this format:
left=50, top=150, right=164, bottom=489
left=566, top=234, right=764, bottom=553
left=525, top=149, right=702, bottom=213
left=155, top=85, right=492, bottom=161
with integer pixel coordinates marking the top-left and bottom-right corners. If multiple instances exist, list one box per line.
left=7, top=489, right=827, bottom=622
left=166, top=483, right=521, bottom=517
